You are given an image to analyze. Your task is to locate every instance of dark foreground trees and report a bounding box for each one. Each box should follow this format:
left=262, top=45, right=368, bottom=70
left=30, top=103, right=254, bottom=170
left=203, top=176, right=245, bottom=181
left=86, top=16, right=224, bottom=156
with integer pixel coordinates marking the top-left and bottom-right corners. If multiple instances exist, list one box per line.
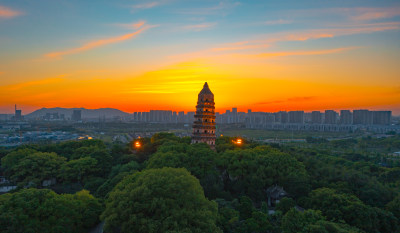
left=102, top=167, right=221, bottom=233
left=0, top=188, right=102, bottom=233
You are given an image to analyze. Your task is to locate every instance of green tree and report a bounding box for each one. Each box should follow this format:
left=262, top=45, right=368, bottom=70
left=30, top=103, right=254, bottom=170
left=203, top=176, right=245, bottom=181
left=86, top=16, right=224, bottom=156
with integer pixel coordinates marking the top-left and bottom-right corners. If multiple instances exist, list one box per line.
left=238, top=196, right=254, bottom=220
left=102, top=167, right=221, bottom=233
left=59, top=157, right=98, bottom=183
left=307, top=188, right=398, bottom=232
left=237, top=211, right=272, bottom=233
left=0, top=188, right=102, bottom=233
left=282, top=208, right=360, bottom=233
left=1, top=148, right=38, bottom=177
left=387, top=195, right=400, bottom=220
left=72, top=146, right=112, bottom=176
left=147, top=142, right=222, bottom=199
left=216, top=146, right=309, bottom=200
left=96, top=161, right=140, bottom=198
left=2, top=150, right=66, bottom=187
left=275, top=197, right=296, bottom=214
left=217, top=207, right=239, bottom=232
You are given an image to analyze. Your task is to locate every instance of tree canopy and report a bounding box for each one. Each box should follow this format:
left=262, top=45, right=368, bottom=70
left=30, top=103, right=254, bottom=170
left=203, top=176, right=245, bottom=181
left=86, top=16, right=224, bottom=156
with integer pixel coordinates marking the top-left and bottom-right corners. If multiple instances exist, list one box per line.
left=102, top=167, right=221, bottom=233
left=0, top=188, right=102, bottom=233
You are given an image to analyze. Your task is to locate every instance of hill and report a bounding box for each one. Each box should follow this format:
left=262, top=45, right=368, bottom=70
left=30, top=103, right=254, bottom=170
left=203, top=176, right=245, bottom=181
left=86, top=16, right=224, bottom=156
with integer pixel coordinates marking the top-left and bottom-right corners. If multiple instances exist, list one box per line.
left=25, top=107, right=130, bottom=119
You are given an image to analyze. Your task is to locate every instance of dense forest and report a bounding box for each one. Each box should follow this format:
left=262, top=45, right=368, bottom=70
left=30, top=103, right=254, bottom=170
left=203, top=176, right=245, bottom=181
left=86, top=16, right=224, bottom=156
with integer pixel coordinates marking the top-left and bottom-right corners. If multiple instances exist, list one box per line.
left=1, top=133, right=400, bottom=233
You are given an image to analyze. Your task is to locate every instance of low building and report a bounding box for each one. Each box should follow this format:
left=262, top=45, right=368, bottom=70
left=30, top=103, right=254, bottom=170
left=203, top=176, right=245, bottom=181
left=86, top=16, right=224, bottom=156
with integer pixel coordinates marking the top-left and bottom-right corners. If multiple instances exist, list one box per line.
left=266, top=185, right=287, bottom=207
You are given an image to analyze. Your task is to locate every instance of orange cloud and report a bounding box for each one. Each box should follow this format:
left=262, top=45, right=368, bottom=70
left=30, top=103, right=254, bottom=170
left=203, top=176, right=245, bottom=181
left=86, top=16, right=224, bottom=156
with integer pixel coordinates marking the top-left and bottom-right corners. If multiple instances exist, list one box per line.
left=45, top=24, right=152, bottom=59
left=182, top=23, right=216, bottom=31
left=353, top=7, right=400, bottom=21
left=0, top=77, right=66, bottom=91
left=0, top=5, right=22, bottom=18
left=114, top=20, right=146, bottom=29
left=252, top=47, right=358, bottom=58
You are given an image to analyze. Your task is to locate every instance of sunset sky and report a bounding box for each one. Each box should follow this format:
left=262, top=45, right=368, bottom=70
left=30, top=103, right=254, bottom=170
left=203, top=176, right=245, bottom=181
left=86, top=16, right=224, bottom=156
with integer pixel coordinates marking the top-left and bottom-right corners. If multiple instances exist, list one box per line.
left=0, top=0, right=399, bottom=114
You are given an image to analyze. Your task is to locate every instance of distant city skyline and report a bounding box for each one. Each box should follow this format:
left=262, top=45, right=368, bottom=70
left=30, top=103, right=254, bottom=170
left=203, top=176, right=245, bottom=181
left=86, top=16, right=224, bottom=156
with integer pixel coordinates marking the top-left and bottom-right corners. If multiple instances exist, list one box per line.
left=0, top=105, right=399, bottom=116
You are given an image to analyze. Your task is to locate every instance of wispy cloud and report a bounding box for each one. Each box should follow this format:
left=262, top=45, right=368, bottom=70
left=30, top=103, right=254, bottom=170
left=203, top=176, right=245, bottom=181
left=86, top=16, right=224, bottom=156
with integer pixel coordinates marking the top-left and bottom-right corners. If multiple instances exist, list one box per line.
left=113, top=20, right=146, bottom=29
left=44, top=24, right=154, bottom=59
left=0, top=5, right=22, bottom=19
left=251, top=47, right=358, bottom=59
left=264, top=19, right=292, bottom=25
left=176, top=1, right=240, bottom=15
left=182, top=23, right=216, bottom=31
left=211, top=41, right=269, bottom=52
left=288, top=7, right=400, bottom=23
left=0, top=77, right=66, bottom=91
left=210, top=32, right=333, bottom=52
left=210, top=21, right=399, bottom=52
left=352, top=7, right=400, bottom=21
left=132, top=1, right=160, bottom=10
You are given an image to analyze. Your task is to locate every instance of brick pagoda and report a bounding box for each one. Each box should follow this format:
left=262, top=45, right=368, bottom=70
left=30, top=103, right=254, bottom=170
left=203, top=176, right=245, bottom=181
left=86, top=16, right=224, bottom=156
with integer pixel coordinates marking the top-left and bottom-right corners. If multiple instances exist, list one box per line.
left=191, top=82, right=216, bottom=149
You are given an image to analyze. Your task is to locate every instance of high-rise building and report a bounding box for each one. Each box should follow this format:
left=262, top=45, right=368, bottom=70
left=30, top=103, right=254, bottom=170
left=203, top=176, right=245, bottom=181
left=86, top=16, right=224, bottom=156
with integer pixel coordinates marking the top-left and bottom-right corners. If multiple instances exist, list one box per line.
left=373, top=111, right=391, bottom=125
left=178, top=111, right=184, bottom=123
left=192, top=82, right=216, bottom=149
left=14, top=104, right=23, bottom=121
left=277, top=111, right=288, bottom=123
left=71, top=110, right=82, bottom=121
left=324, top=110, right=338, bottom=124
left=288, top=111, right=304, bottom=124
left=353, top=110, right=373, bottom=125
left=340, top=110, right=352, bottom=124
left=311, top=111, right=322, bottom=124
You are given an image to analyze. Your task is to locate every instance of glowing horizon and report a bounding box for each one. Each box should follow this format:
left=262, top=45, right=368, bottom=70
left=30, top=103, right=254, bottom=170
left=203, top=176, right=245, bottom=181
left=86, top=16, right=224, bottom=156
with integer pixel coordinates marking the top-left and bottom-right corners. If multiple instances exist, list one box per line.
left=0, top=1, right=399, bottom=114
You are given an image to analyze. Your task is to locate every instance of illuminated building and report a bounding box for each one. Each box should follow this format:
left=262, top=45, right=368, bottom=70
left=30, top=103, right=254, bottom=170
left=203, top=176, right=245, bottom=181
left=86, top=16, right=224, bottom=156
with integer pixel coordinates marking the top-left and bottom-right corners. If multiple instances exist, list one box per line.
left=191, top=82, right=216, bottom=149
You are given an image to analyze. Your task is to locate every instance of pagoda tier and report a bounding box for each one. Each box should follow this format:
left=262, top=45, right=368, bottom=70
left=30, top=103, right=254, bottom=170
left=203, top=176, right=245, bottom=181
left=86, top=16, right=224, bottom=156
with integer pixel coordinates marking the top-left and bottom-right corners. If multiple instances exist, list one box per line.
left=191, top=82, right=216, bottom=149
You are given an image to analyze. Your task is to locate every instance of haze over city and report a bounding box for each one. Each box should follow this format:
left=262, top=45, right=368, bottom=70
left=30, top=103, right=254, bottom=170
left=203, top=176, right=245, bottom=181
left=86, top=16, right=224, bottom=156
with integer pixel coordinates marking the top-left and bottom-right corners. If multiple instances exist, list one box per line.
left=1, top=0, right=400, bottom=114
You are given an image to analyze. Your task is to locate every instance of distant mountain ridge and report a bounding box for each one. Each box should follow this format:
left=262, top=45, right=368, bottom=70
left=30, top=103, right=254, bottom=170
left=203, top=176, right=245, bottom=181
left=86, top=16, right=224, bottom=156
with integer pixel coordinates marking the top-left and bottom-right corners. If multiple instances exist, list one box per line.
left=25, top=107, right=130, bottom=119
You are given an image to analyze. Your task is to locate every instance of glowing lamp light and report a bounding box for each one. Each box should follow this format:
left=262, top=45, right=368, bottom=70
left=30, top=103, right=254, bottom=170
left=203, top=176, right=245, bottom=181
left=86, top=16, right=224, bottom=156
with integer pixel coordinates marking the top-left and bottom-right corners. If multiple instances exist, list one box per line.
left=233, top=138, right=243, bottom=145
left=134, top=141, right=141, bottom=148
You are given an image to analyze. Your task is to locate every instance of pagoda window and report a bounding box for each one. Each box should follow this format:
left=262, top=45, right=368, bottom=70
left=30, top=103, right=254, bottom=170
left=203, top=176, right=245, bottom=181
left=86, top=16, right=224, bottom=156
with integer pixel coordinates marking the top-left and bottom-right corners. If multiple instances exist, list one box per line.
left=205, top=119, right=207, bottom=122
left=205, top=130, right=208, bottom=133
